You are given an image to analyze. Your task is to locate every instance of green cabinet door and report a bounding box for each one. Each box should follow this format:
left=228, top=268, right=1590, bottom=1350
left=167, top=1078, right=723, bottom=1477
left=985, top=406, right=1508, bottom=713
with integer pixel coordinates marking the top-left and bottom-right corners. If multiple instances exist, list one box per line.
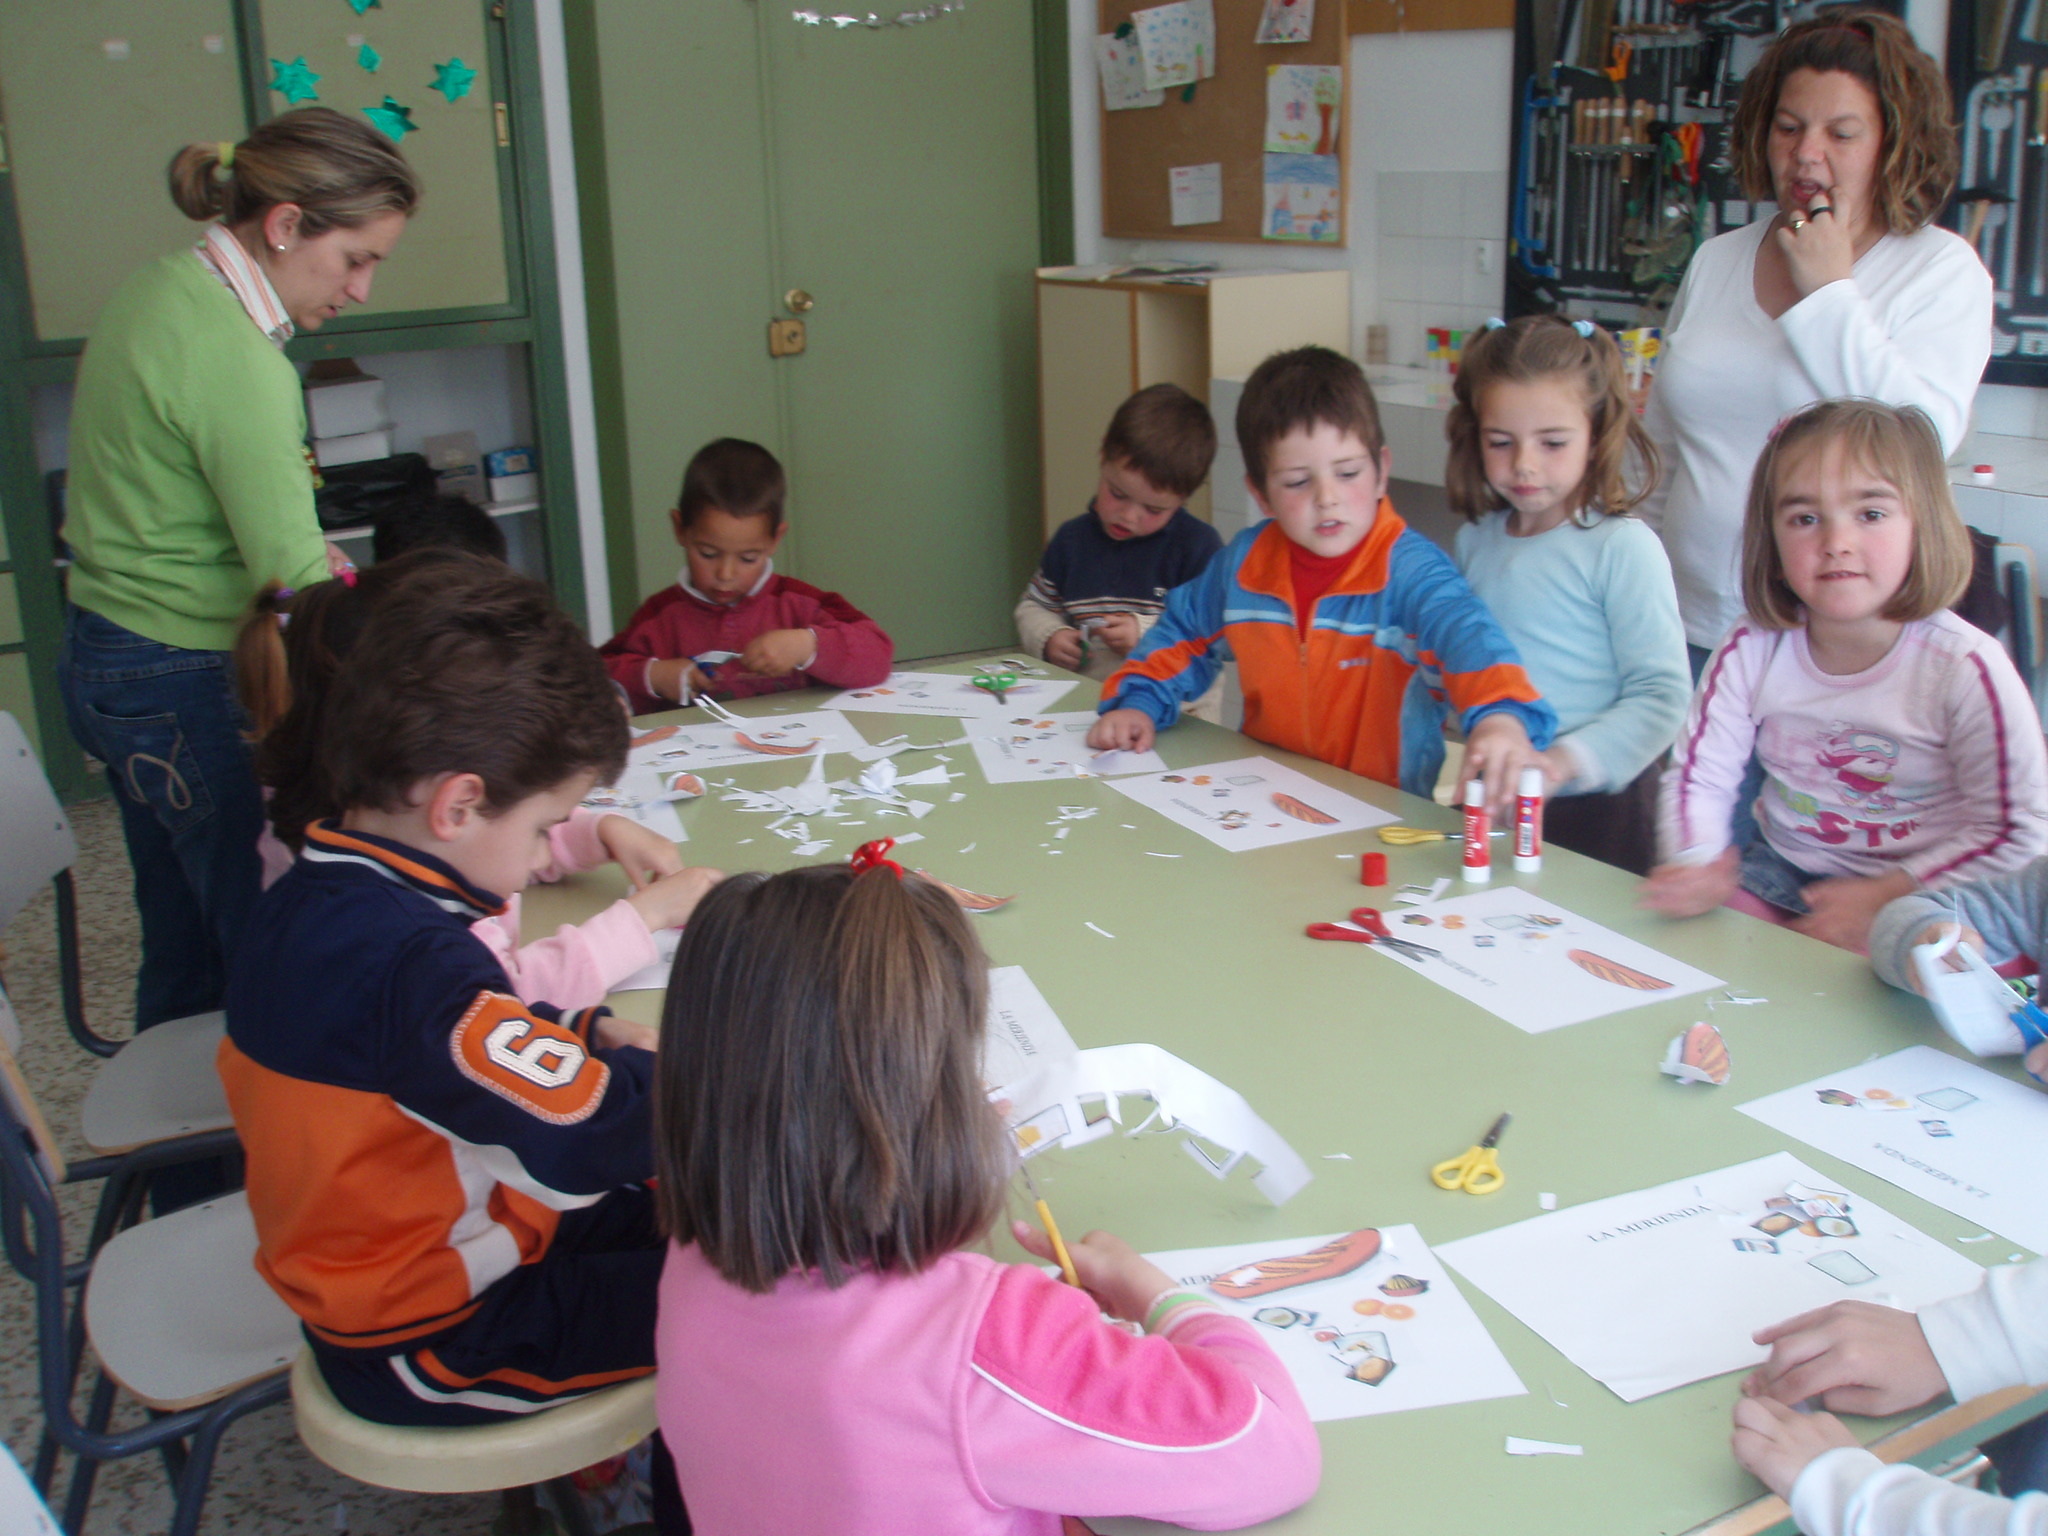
left=759, top=9, right=1043, bottom=659
left=255, top=0, right=512, bottom=318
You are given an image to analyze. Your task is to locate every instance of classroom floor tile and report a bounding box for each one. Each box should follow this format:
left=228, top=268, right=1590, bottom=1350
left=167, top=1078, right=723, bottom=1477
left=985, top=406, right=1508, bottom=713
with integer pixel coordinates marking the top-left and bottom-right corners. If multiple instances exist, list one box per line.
left=1, top=797, right=498, bottom=1535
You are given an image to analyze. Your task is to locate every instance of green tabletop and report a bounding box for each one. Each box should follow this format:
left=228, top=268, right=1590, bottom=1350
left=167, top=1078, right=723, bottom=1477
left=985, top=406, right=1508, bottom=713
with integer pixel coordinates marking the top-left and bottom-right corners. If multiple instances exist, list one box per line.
left=522, top=661, right=2046, bottom=1536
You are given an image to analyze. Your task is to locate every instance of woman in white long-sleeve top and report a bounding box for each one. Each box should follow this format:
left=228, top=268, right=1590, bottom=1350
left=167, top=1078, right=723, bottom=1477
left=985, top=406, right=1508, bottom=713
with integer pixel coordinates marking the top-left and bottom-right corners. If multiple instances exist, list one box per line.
left=1640, top=10, right=1989, bottom=666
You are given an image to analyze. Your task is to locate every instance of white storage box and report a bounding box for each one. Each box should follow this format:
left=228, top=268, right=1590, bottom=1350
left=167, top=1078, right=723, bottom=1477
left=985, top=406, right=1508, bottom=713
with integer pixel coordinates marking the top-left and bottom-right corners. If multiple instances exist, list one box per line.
left=304, top=375, right=388, bottom=440
left=312, top=429, right=394, bottom=468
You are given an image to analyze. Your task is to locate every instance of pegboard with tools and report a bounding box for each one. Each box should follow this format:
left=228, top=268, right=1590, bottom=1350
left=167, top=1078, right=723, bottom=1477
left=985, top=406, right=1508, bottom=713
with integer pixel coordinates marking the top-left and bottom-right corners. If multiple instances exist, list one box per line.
left=1950, top=0, right=2048, bottom=382
left=1507, top=0, right=1905, bottom=325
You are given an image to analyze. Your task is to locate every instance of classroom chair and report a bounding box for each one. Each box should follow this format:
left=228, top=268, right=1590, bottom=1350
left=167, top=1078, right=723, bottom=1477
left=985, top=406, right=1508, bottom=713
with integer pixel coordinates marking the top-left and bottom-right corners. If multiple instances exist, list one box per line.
left=0, top=712, right=234, bottom=1160
left=291, top=1351, right=658, bottom=1536
left=0, top=1034, right=296, bottom=1536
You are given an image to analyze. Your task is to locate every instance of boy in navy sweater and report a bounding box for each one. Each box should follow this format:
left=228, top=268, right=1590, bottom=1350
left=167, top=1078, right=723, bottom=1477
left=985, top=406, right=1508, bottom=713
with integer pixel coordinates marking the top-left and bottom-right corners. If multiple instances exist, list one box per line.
left=1014, top=384, right=1224, bottom=716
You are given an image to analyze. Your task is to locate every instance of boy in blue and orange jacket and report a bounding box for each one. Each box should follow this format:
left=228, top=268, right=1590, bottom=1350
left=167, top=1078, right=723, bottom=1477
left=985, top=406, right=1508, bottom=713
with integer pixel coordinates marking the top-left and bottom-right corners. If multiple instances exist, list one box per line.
left=1089, top=346, right=1555, bottom=817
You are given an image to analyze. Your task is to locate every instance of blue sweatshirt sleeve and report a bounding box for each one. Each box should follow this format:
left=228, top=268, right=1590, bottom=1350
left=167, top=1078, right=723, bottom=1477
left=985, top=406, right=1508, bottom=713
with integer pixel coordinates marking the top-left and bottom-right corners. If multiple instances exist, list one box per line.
left=1390, top=533, right=1557, bottom=748
left=1097, top=535, right=1239, bottom=731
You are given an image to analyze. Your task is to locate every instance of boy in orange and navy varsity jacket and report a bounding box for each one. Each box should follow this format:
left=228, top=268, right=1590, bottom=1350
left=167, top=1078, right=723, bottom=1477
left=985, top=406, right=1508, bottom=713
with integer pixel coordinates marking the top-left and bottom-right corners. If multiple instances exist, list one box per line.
left=219, top=560, right=713, bottom=1464
left=1090, top=346, right=1555, bottom=817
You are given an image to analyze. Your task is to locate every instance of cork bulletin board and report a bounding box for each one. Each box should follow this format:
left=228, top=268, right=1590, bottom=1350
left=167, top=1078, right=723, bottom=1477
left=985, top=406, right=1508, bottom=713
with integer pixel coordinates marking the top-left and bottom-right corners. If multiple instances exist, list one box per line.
left=1098, top=0, right=1348, bottom=244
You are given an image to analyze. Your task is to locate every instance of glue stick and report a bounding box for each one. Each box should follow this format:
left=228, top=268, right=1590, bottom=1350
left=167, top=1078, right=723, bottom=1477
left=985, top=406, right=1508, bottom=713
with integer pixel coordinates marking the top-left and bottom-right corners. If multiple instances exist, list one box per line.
left=1513, top=766, right=1544, bottom=874
left=1461, top=779, right=1491, bottom=883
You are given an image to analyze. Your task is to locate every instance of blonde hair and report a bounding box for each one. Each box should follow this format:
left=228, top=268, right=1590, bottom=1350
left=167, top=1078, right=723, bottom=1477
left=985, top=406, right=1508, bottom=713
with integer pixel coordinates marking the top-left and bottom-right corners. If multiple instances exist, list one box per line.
left=1445, top=316, right=1659, bottom=521
left=166, top=107, right=420, bottom=234
left=1729, top=10, right=1957, bottom=235
left=1740, top=399, right=1972, bottom=629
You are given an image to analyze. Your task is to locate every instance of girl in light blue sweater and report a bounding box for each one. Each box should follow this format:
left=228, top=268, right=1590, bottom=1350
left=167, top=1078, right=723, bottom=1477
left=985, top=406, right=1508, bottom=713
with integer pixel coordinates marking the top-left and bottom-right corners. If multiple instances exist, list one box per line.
left=1448, top=316, right=1692, bottom=875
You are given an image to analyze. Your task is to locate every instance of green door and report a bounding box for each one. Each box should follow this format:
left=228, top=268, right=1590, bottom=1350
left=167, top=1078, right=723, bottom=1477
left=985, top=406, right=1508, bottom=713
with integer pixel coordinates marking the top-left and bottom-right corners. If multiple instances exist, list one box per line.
left=573, top=3, right=1045, bottom=660
left=758, top=10, right=1043, bottom=660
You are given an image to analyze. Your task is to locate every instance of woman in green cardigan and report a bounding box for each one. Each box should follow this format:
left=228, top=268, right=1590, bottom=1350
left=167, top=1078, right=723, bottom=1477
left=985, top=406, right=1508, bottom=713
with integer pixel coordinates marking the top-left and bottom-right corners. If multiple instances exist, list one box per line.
left=59, top=108, right=418, bottom=1030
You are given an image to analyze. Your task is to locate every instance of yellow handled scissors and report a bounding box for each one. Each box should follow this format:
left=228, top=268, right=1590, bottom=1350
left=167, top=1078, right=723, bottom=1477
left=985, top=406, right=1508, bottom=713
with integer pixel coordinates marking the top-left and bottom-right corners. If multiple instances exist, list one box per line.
left=1431, top=1112, right=1510, bottom=1195
left=1379, top=825, right=1452, bottom=845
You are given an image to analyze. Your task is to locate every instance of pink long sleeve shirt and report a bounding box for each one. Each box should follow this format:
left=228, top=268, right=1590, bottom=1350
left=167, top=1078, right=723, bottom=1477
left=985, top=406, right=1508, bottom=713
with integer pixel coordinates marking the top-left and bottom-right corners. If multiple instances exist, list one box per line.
left=257, top=806, right=657, bottom=1010
left=1661, top=613, right=2048, bottom=886
left=655, top=1243, right=1321, bottom=1536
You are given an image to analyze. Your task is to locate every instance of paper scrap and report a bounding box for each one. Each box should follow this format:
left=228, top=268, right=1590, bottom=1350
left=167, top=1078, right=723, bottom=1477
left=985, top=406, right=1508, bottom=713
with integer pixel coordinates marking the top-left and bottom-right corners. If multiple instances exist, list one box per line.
left=1140, top=1226, right=1524, bottom=1421
left=1085, top=922, right=1116, bottom=939
left=1506, top=1438, right=1582, bottom=1457
left=1265, top=64, right=1342, bottom=155
left=1538, top=1192, right=1557, bottom=1211
left=792, top=840, right=833, bottom=857
left=1437, top=1152, right=1984, bottom=1403
left=1095, top=30, right=1165, bottom=110
left=1661, top=1022, right=1732, bottom=1086
left=1737, top=1045, right=2048, bottom=1253
left=1256, top=0, right=1313, bottom=42
left=1322, top=1153, right=1352, bottom=1161
left=1170, top=163, right=1223, bottom=227
left=1263, top=151, right=1340, bottom=243
left=824, top=671, right=1077, bottom=720
left=1959, top=1232, right=1997, bottom=1243
left=1107, top=756, right=1396, bottom=851
left=1144, top=851, right=1183, bottom=859
left=998, top=1042, right=1312, bottom=1205
left=1342, top=886, right=1723, bottom=1035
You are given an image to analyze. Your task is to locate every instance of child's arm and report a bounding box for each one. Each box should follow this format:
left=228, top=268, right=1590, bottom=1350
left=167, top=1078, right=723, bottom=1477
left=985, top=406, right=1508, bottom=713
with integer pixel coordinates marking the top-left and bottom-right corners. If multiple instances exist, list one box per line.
left=1088, top=547, right=1234, bottom=748
left=964, top=1231, right=1319, bottom=1530
left=1653, top=628, right=1765, bottom=869
left=1016, top=571, right=1084, bottom=671
left=1547, top=523, right=1692, bottom=794
left=472, top=867, right=722, bottom=1010
left=598, top=601, right=686, bottom=715
left=1868, top=862, right=2048, bottom=993
left=722, top=586, right=892, bottom=696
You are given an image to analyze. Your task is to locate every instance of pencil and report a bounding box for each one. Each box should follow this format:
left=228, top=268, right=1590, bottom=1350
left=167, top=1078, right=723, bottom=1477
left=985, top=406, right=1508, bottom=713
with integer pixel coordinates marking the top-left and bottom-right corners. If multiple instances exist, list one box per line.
left=1021, top=1163, right=1079, bottom=1287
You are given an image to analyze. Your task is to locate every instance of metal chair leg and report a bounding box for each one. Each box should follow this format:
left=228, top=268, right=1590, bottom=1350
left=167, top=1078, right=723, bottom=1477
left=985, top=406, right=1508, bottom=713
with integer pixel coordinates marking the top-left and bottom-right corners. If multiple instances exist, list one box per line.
left=59, top=1370, right=116, bottom=1534
left=547, top=1476, right=600, bottom=1536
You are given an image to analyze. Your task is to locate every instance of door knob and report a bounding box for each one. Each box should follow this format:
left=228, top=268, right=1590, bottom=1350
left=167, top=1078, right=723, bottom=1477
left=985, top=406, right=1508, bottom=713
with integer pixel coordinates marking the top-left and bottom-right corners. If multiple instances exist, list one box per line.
left=783, top=289, right=815, bottom=314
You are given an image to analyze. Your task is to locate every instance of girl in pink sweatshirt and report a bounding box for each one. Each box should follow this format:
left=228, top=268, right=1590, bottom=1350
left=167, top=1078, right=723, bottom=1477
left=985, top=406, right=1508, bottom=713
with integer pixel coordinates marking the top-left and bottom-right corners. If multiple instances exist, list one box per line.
left=650, top=848, right=1321, bottom=1536
left=235, top=551, right=720, bottom=1007
left=1644, top=400, right=2048, bottom=953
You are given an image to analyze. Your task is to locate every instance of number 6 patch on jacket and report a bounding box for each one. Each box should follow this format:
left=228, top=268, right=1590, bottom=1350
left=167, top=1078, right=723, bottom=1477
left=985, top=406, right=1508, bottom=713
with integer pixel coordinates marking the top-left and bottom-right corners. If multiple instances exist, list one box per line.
left=451, top=992, right=612, bottom=1124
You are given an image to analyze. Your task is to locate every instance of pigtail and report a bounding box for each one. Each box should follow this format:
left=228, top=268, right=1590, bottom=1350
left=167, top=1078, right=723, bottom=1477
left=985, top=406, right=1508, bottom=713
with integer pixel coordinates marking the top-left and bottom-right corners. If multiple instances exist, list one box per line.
left=234, top=584, right=296, bottom=742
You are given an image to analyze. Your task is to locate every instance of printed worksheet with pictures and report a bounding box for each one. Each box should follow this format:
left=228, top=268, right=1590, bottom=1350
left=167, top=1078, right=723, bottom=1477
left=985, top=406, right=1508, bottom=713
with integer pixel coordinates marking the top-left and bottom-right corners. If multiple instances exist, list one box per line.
left=1106, top=757, right=1396, bottom=850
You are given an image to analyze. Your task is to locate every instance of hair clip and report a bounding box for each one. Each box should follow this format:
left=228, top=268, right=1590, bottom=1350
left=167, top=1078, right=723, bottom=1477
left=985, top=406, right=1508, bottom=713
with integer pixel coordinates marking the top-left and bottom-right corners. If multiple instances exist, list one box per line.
left=849, top=838, right=904, bottom=878
left=1572, top=319, right=1597, bottom=338
left=337, top=566, right=358, bottom=588
left=1482, top=316, right=1507, bottom=331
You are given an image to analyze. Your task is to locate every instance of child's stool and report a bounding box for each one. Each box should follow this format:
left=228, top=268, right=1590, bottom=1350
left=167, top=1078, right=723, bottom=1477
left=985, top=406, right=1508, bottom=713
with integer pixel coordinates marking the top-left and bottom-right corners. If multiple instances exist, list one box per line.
left=290, top=1352, right=657, bottom=1536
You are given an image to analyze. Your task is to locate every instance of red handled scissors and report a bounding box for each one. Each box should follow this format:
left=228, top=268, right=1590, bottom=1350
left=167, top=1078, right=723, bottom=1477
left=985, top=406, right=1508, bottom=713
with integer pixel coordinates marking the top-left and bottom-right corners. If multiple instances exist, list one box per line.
left=1305, top=907, right=1441, bottom=961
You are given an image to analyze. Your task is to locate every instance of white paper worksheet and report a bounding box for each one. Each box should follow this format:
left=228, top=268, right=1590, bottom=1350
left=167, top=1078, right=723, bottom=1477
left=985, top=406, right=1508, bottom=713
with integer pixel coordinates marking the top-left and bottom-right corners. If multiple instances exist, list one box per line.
left=582, top=761, right=690, bottom=843
left=982, top=966, right=1079, bottom=1090
left=1339, top=886, right=1722, bottom=1033
left=967, top=713, right=1167, bottom=784
left=1738, top=1046, right=2048, bottom=1254
left=1105, top=757, right=1397, bottom=850
left=628, top=711, right=869, bottom=771
left=1437, top=1152, right=1984, bottom=1402
left=821, top=671, right=1078, bottom=719
left=1142, top=1226, right=1525, bottom=1422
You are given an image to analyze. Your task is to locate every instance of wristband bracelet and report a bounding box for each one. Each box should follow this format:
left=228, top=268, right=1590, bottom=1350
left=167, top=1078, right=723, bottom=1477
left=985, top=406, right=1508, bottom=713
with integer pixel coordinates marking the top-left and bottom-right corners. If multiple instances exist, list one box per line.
left=1142, top=1288, right=1207, bottom=1335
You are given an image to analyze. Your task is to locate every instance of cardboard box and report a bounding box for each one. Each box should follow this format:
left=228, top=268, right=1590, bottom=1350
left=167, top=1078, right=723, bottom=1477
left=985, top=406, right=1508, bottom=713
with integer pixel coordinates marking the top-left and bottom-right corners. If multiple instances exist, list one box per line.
left=312, top=428, right=394, bottom=468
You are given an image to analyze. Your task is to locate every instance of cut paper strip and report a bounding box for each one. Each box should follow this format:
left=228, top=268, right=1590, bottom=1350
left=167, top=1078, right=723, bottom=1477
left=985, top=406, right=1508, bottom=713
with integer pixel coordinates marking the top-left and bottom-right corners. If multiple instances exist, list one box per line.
left=1737, top=1045, right=2048, bottom=1254
left=822, top=671, right=1078, bottom=719
left=1141, top=1225, right=1524, bottom=1421
left=1339, top=886, right=1721, bottom=1034
left=1106, top=757, right=1396, bottom=851
left=1506, top=1438, right=1583, bottom=1457
left=968, top=712, right=1167, bottom=784
left=1437, top=1152, right=1983, bottom=1403
left=996, top=1042, right=1312, bottom=1205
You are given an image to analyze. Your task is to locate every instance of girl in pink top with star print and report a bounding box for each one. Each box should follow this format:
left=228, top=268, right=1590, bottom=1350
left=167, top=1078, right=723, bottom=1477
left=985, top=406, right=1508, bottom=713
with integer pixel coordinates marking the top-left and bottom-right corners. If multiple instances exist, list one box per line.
left=649, top=847, right=1320, bottom=1536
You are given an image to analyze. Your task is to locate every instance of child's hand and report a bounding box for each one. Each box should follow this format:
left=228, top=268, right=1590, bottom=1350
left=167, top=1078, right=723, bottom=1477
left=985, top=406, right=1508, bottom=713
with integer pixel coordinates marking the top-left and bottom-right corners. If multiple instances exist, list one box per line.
left=1088, top=709, right=1155, bottom=754
left=1093, top=612, right=1142, bottom=654
left=1904, top=922, right=1986, bottom=994
left=626, top=866, right=725, bottom=933
left=594, top=1015, right=660, bottom=1054
left=1011, top=1219, right=1176, bottom=1324
left=647, top=658, right=711, bottom=704
left=596, top=813, right=686, bottom=890
left=1459, top=712, right=1540, bottom=822
left=736, top=628, right=816, bottom=678
left=1742, top=1300, right=1947, bottom=1417
left=1730, top=1395, right=1860, bottom=1501
left=1044, top=629, right=1086, bottom=671
left=1640, top=848, right=1741, bottom=917
left=1788, top=869, right=1918, bottom=955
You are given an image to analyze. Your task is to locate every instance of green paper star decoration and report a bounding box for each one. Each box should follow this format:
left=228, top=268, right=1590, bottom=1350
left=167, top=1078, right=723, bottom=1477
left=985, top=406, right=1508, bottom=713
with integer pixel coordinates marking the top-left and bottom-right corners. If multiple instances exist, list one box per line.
left=358, top=43, right=381, bottom=73
left=363, top=96, right=416, bottom=141
left=269, top=56, right=321, bottom=104
left=429, top=57, right=478, bottom=104
left=346, top=0, right=381, bottom=15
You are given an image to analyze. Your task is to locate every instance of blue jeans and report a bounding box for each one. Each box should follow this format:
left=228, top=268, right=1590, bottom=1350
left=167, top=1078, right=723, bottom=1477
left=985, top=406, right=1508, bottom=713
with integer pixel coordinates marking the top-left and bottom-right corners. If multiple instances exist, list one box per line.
left=58, top=605, right=266, bottom=1029
left=1737, top=836, right=1819, bottom=916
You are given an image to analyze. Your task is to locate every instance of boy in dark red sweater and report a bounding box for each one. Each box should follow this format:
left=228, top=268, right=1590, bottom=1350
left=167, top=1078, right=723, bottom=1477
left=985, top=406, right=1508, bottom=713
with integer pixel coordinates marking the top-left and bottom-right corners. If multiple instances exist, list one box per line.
left=599, top=439, right=893, bottom=713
